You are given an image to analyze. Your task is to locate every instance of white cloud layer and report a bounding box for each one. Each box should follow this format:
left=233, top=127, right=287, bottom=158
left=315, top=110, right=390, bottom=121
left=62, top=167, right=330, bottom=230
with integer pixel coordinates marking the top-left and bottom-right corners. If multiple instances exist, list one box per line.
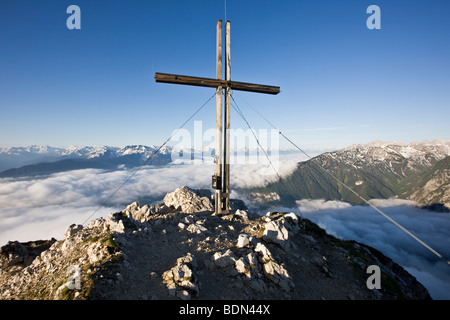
left=1, top=154, right=449, bottom=300
left=0, top=153, right=300, bottom=245
left=270, top=199, right=450, bottom=300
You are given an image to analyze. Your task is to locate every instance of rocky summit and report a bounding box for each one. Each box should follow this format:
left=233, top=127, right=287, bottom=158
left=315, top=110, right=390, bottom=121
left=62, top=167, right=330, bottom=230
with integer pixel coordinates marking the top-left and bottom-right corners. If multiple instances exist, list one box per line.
left=0, top=186, right=431, bottom=300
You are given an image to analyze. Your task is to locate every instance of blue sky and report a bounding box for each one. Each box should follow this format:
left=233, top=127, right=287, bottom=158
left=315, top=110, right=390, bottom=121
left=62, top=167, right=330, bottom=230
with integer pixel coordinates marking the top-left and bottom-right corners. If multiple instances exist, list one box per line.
left=0, top=0, right=449, bottom=149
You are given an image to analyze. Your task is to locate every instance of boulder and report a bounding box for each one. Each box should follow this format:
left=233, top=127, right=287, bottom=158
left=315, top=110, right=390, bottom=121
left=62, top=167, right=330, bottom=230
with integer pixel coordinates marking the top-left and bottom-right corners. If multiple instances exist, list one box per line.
left=235, top=209, right=249, bottom=221
left=212, top=249, right=237, bottom=269
left=283, top=212, right=299, bottom=225
left=162, top=253, right=199, bottom=299
left=262, top=220, right=289, bottom=247
left=186, top=223, right=209, bottom=235
left=235, top=257, right=249, bottom=275
left=125, top=202, right=146, bottom=222
left=64, top=224, right=83, bottom=239
left=237, top=234, right=250, bottom=248
left=253, top=242, right=294, bottom=291
left=172, top=263, right=193, bottom=283
left=246, top=252, right=258, bottom=269
left=163, top=186, right=213, bottom=213
left=254, top=242, right=274, bottom=263
left=262, top=260, right=294, bottom=292
left=261, top=213, right=299, bottom=249
left=0, top=241, right=28, bottom=258
left=106, top=213, right=126, bottom=234
left=0, top=241, right=30, bottom=269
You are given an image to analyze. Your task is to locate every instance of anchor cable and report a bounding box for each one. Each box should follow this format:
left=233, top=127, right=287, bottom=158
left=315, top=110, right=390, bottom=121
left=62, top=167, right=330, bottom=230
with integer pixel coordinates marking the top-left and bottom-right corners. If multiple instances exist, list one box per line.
left=230, top=93, right=303, bottom=218
left=81, top=92, right=216, bottom=226
left=232, top=93, right=450, bottom=266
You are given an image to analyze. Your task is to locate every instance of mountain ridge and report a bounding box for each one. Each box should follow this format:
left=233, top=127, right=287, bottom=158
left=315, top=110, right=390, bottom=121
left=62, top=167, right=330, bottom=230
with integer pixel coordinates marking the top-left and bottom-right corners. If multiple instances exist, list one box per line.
left=245, top=140, right=450, bottom=210
left=0, top=145, right=173, bottom=178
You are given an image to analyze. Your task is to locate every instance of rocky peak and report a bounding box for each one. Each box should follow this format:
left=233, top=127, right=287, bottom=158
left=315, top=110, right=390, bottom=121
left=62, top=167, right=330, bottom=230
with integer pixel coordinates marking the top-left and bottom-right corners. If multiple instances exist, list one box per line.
left=163, top=186, right=213, bottom=213
left=0, top=187, right=431, bottom=300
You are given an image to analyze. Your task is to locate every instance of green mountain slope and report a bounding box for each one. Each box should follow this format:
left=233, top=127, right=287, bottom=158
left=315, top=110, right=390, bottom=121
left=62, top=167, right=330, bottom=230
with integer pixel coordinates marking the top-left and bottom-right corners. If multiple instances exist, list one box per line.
left=244, top=142, right=450, bottom=210
left=400, top=156, right=450, bottom=210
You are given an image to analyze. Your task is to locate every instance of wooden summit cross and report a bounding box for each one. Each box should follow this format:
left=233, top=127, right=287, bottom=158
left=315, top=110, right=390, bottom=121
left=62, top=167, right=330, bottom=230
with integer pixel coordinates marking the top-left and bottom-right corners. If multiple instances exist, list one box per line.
left=155, top=20, right=280, bottom=214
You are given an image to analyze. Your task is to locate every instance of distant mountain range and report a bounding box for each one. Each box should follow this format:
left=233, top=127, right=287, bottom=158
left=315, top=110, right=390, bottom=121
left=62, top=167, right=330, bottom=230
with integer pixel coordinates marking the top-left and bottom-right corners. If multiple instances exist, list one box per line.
left=246, top=140, right=450, bottom=211
left=0, top=145, right=173, bottom=178
left=2, top=140, right=449, bottom=210
left=0, top=144, right=297, bottom=178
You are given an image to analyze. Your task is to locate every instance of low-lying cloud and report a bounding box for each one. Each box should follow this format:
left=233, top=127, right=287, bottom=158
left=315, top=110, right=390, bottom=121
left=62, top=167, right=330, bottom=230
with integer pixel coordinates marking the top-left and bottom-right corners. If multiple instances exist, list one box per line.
left=0, top=205, right=118, bottom=245
left=0, top=153, right=300, bottom=245
left=281, top=199, right=450, bottom=300
left=1, top=154, right=449, bottom=300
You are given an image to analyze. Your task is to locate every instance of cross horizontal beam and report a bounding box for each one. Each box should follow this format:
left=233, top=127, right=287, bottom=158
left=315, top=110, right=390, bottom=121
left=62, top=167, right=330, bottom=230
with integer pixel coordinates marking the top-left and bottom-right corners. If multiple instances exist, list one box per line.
left=154, top=72, right=280, bottom=95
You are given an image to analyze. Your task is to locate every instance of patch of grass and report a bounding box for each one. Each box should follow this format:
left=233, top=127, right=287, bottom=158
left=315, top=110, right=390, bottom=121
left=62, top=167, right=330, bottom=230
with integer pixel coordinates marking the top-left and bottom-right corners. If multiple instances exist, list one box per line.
left=59, top=286, right=72, bottom=300
left=257, top=226, right=265, bottom=238
left=84, top=236, right=99, bottom=243
left=381, top=273, right=405, bottom=300
left=54, top=278, right=66, bottom=291
left=82, top=263, right=92, bottom=272
left=302, top=218, right=328, bottom=238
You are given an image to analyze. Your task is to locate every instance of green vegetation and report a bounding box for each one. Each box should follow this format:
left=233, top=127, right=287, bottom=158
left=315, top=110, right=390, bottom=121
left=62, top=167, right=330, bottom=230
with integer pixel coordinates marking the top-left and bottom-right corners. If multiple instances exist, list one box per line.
left=245, top=153, right=449, bottom=209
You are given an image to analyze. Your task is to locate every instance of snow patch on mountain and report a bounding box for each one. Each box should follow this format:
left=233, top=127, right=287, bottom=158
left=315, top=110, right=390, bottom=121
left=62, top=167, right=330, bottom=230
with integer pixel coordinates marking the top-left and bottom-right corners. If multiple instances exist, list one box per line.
left=339, top=139, right=450, bottom=173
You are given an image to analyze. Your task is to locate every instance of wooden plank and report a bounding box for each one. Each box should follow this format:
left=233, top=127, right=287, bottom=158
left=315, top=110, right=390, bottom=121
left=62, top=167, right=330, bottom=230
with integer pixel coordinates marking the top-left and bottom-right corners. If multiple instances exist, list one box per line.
left=154, top=72, right=225, bottom=88
left=230, top=81, right=280, bottom=94
left=215, top=20, right=223, bottom=214
left=225, top=21, right=231, bottom=82
left=216, top=19, right=223, bottom=172
left=154, top=73, right=280, bottom=95
left=217, top=20, right=223, bottom=82
left=223, top=21, right=231, bottom=212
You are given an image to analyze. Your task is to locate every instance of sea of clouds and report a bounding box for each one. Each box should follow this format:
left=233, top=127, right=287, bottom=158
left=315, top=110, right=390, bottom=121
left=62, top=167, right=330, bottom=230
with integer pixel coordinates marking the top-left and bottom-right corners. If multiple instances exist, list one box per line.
left=274, top=199, right=450, bottom=299
left=0, top=152, right=449, bottom=299
left=0, top=152, right=301, bottom=245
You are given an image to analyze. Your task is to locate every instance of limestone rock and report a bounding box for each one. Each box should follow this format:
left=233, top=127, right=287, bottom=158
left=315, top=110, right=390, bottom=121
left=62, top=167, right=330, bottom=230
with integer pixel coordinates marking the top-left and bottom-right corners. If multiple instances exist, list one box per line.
left=64, top=224, right=83, bottom=239
left=162, top=253, right=199, bottom=299
left=186, top=223, right=208, bottom=235
left=235, top=257, right=249, bottom=275
left=237, top=234, right=250, bottom=248
left=261, top=212, right=300, bottom=249
left=87, top=242, right=108, bottom=264
left=106, top=212, right=127, bottom=234
left=213, top=249, right=238, bottom=269
left=253, top=242, right=294, bottom=291
left=125, top=201, right=146, bottom=222
left=0, top=218, right=123, bottom=300
left=254, top=242, right=274, bottom=263
left=163, top=186, right=213, bottom=213
left=263, top=220, right=289, bottom=246
left=235, top=209, right=249, bottom=221
left=262, top=259, right=294, bottom=291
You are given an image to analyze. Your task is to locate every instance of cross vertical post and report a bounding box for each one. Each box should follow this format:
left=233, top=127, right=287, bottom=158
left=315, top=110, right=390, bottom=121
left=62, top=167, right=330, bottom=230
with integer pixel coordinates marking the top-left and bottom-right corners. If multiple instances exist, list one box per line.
left=215, top=20, right=223, bottom=214
left=223, top=21, right=231, bottom=213
left=154, top=19, right=280, bottom=215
